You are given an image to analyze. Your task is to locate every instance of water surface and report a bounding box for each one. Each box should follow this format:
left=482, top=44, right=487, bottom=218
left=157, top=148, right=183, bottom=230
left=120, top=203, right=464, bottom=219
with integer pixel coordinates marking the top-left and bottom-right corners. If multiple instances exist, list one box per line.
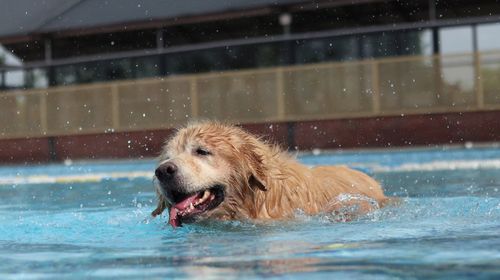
left=1, top=147, right=499, bottom=279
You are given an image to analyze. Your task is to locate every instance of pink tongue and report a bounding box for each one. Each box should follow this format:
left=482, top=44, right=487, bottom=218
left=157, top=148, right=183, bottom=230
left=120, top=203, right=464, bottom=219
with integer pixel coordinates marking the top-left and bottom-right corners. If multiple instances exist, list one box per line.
left=168, top=193, right=201, bottom=228
left=169, top=208, right=181, bottom=228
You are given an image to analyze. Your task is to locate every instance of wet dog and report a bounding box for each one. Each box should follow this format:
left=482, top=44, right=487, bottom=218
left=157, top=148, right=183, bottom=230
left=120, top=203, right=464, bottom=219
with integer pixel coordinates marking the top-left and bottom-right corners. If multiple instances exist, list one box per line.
left=152, top=122, right=388, bottom=227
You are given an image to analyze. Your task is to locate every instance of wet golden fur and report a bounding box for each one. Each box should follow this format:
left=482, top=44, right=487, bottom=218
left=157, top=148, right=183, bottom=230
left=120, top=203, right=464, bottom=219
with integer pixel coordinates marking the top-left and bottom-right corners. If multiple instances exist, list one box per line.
left=152, top=122, right=388, bottom=222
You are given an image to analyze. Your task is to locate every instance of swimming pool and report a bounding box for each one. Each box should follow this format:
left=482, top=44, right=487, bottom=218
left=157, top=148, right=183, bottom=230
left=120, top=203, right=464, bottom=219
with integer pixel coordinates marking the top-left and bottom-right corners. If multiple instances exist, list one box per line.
left=1, top=146, right=500, bottom=279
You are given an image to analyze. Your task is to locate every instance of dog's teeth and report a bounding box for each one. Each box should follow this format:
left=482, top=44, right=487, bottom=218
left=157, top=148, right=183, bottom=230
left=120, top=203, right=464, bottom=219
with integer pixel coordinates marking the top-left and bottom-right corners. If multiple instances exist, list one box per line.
left=194, top=191, right=209, bottom=206
left=203, top=190, right=211, bottom=199
left=199, top=190, right=211, bottom=203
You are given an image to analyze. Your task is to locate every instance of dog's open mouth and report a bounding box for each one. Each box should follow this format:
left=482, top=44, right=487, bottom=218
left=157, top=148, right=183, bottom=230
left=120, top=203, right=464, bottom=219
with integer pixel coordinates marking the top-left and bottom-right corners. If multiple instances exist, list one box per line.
left=168, top=186, right=224, bottom=228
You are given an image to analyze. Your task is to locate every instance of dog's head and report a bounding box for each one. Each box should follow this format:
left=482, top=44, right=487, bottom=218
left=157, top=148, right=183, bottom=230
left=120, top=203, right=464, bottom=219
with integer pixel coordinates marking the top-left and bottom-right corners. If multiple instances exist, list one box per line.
left=152, top=122, right=268, bottom=227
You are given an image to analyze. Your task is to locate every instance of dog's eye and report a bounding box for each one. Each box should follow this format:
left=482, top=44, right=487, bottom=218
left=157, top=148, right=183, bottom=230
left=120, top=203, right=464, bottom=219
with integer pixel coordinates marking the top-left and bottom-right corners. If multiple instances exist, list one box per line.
left=195, top=148, right=211, bottom=156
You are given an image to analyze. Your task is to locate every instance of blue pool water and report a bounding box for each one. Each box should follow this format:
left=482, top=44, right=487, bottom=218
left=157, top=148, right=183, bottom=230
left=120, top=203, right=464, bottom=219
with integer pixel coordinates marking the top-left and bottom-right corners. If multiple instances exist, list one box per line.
left=1, top=146, right=500, bottom=279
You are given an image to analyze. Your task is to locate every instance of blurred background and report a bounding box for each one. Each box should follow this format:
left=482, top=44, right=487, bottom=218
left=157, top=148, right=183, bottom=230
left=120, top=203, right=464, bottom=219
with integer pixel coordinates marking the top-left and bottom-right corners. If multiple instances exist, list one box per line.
left=0, top=0, right=499, bottom=163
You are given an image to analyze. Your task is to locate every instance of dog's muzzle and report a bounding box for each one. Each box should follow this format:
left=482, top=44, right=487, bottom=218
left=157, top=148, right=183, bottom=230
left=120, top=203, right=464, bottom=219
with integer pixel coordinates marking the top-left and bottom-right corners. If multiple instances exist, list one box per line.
left=155, top=162, right=178, bottom=184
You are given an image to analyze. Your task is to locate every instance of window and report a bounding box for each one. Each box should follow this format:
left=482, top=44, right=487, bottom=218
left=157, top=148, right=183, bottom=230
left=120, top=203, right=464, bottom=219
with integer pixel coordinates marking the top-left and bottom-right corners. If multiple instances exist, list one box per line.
left=477, top=23, right=500, bottom=51
left=295, top=36, right=360, bottom=64
left=1, top=40, right=44, bottom=63
left=52, top=30, right=157, bottom=59
left=362, top=29, right=432, bottom=58
left=439, top=26, right=473, bottom=54
left=5, top=70, right=24, bottom=88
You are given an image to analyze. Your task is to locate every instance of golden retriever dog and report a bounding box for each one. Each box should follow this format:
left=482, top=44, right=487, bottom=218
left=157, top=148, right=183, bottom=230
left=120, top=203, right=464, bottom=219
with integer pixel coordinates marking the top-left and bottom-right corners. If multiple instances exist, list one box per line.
left=151, top=122, right=389, bottom=227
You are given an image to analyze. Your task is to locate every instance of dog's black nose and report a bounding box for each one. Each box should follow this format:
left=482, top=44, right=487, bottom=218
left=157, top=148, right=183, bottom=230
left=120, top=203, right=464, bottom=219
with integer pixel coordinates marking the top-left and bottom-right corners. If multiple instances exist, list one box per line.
left=155, top=162, right=177, bottom=182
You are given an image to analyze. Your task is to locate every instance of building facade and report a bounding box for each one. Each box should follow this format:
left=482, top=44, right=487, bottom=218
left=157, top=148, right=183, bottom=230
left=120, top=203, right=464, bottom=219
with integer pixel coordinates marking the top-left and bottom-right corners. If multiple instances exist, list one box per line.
left=0, top=0, right=500, bottom=162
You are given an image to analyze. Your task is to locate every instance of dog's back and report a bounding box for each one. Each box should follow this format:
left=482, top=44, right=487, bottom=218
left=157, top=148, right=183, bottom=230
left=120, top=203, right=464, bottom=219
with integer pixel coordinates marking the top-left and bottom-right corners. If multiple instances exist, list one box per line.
left=311, top=165, right=388, bottom=215
left=312, top=166, right=385, bottom=200
left=253, top=159, right=388, bottom=220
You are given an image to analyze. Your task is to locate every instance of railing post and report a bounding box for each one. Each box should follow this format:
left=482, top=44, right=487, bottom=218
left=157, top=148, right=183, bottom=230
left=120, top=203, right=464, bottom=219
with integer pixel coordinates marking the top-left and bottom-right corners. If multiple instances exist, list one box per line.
left=276, top=67, right=285, bottom=120
left=435, top=55, right=445, bottom=106
left=39, top=89, right=57, bottom=161
left=110, top=84, right=120, bottom=130
left=0, top=70, right=5, bottom=89
left=40, top=92, right=48, bottom=135
left=472, top=24, right=484, bottom=109
left=371, top=60, right=381, bottom=114
left=190, top=77, right=199, bottom=119
left=474, top=52, right=484, bottom=109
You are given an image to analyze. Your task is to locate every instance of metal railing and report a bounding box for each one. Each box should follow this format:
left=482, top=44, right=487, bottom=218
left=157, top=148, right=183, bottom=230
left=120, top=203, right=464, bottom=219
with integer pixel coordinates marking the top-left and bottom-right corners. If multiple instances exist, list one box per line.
left=1, top=51, right=500, bottom=139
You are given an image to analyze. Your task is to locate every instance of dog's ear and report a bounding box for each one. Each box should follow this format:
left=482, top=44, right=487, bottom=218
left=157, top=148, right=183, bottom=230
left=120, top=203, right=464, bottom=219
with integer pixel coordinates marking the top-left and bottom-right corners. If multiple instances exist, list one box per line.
left=151, top=190, right=168, bottom=217
left=249, top=173, right=267, bottom=191
left=243, top=144, right=268, bottom=191
left=151, top=201, right=166, bottom=217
